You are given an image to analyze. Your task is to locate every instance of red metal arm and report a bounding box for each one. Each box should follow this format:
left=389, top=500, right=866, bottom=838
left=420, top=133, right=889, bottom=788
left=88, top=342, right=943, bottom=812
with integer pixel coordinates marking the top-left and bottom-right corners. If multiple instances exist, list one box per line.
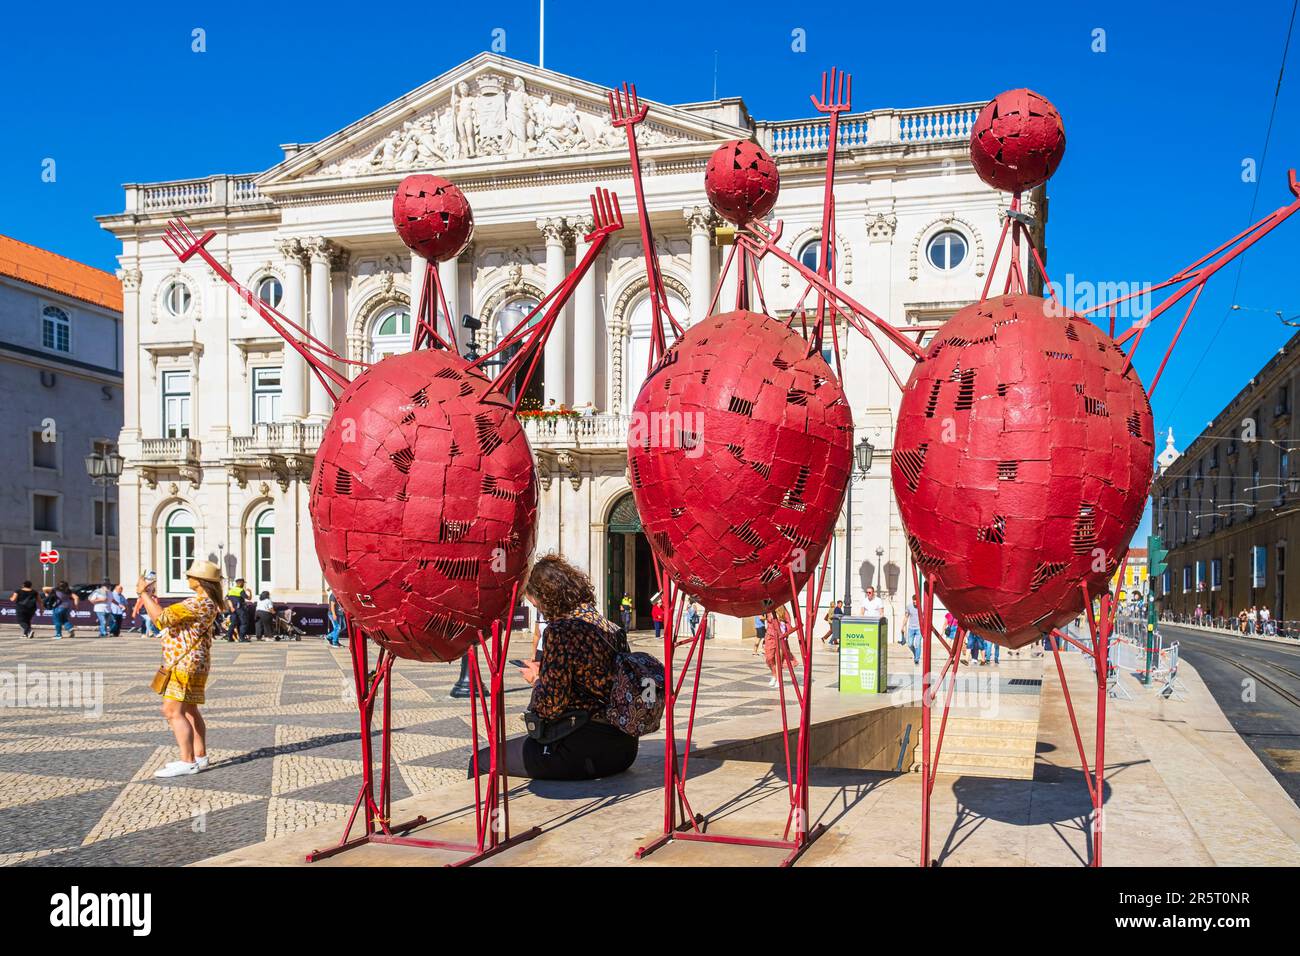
left=808, top=67, right=851, bottom=354
left=162, top=219, right=357, bottom=403
left=474, top=190, right=624, bottom=409
left=609, top=82, right=685, bottom=371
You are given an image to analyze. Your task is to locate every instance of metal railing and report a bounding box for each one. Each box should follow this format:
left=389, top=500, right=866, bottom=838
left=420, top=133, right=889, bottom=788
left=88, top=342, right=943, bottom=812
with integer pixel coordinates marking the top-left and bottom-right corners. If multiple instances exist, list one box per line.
left=127, top=175, right=266, bottom=214
left=1155, top=611, right=1298, bottom=640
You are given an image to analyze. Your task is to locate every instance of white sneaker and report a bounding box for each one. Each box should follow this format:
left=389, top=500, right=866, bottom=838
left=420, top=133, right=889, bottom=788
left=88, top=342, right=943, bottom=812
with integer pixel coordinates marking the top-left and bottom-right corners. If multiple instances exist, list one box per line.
left=767, top=677, right=778, bottom=688
left=195, top=756, right=209, bottom=771
left=154, top=761, right=199, bottom=778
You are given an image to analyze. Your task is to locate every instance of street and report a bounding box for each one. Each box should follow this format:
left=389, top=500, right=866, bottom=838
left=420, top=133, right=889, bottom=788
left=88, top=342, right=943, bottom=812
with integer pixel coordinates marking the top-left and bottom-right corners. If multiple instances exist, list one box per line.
left=1160, top=624, right=1300, bottom=806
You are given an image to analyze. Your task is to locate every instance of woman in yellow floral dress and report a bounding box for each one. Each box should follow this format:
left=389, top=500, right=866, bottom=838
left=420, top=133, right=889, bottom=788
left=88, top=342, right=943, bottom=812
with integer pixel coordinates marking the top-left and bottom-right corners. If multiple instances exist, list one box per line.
left=135, top=560, right=222, bottom=778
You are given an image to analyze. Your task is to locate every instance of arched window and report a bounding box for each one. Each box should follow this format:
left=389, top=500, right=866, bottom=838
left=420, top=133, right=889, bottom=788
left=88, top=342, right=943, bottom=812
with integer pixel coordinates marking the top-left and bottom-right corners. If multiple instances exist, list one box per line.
left=163, top=280, right=193, bottom=317
left=494, top=296, right=543, bottom=408
left=165, top=508, right=196, bottom=594
left=625, top=290, right=687, bottom=413
left=369, top=305, right=411, bottom=361
left=797, top=240, right=821, bottom=273
left=256, top=275, right=283, bottom=308
left=42, top=305, right=71, bottom=353
left=926, top=230, right=968, bottom=271
left=254, top=508, right=274, bottom=593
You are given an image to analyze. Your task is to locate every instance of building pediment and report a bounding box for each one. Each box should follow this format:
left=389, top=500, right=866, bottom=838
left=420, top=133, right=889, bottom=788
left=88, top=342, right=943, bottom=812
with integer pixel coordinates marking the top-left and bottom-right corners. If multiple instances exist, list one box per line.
left=258, top=54, right=751, bottom=193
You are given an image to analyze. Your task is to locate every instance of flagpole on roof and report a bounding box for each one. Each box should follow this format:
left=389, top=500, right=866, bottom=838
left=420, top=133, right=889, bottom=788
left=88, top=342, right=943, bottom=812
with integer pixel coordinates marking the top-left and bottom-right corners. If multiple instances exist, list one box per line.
left=539, top=0, right=545, bottom=68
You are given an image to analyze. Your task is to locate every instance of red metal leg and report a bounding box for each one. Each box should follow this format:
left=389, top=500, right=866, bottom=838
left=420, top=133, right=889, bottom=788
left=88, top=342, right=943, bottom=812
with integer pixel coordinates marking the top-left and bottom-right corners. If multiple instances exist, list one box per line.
left=307, top=603, right=541, bottom=865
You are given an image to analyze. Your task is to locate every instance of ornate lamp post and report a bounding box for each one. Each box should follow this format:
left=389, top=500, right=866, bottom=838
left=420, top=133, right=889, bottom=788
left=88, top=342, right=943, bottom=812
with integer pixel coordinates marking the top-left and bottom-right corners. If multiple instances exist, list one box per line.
left=842, top=436, right=874, bottom=611
left=84, top=448, right=125, bottom=582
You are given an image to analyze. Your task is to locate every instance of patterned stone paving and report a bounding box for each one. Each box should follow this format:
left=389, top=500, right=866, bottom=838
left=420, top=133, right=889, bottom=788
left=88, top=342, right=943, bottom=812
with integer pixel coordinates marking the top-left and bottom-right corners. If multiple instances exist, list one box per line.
left=0, top=627, right=779, bottom=866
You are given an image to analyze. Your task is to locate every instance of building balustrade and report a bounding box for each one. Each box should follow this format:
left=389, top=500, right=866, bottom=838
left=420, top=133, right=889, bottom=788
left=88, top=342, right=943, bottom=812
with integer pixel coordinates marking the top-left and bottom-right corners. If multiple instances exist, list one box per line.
left=521, top=412, right=630, bottom=451
left=229, top=421, right=326, bottom=458
left=138, top=437, right=202, bottom=464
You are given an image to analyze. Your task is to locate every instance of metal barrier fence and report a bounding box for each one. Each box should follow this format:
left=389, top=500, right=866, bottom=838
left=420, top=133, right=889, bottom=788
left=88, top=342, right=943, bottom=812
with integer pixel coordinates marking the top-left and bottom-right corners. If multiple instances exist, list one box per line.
left=1155, top=611, right=1299, bottom=640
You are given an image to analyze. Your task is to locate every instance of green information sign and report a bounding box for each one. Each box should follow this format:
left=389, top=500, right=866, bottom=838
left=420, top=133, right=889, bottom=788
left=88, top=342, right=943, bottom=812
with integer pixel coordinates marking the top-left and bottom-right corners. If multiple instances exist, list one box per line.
left=837, top=616, right=888, bottom=694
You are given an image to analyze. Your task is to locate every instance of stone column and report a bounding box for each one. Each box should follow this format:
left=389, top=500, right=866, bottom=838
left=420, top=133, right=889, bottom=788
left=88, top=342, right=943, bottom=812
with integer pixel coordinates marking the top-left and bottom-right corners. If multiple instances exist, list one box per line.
left=276, top=239, right=306, bottom=421
left=117, top=267, right=143, bottom=441
left=304, top=237, right=335, bottom=422
left=410, top=251, right=427, bottom=342
left=538, top=218, right=569, bottom=405
left=684, top=206, right=716, bottom=324
left=571, top=215, right=597, bottom=408
left=438, top=255, right=461, bottom=355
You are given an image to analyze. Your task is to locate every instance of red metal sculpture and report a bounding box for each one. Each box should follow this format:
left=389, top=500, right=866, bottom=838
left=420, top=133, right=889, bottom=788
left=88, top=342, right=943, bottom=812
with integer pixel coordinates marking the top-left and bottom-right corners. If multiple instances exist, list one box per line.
left=969, top=88, right=1065, bottom=193
left=161, top=181, right=624, bottom=865
left=891, top=293, right=1154, bottom=648
left=741, top=84, right=1300, bottom=868
left=704, top=140, right=781, bottom=226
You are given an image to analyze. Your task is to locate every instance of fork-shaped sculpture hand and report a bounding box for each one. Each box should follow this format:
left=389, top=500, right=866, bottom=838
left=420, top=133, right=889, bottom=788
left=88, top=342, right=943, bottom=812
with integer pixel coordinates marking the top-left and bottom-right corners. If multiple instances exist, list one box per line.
left=161, top=219, right=354, bottom=399
left=607, top=81, right=683, bottom=368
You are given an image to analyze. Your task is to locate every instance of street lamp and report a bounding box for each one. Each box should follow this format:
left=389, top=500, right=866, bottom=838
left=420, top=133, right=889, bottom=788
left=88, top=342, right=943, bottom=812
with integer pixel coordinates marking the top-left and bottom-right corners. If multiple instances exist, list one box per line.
left=84, top=448, right=124, bottom=582
left=843, top=435, right=875, bottom=611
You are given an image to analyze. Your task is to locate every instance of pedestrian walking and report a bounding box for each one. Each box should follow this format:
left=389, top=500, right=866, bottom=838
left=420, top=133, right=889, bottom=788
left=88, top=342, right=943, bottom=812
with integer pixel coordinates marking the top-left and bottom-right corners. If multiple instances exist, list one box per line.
left=905, top=594, right=922, bottom=665
left=822, top=600, right=844, bottom=644
left=90, top=579, right=114, bottom=636
left=135, top=560, right=221, bottom=777
left=109, top=584, right=127, bottom=636
left=651, top=600, right=664, bottom=641
left=9, top=582, right=39, bottom=638
left=225, top=578, right=251, bottom=642
left=686, top=597, right=700, bottom=637
left=619, top=593, right=633, bottom=632
left=753, top=613, right=766, bottom=655
left=255, top=591, right=276, bottom=640
left=763, top=606, right=795, bottom=688
left=326, top=588, right=345, bottom=647
left=50, top=581, right=77, bottom=639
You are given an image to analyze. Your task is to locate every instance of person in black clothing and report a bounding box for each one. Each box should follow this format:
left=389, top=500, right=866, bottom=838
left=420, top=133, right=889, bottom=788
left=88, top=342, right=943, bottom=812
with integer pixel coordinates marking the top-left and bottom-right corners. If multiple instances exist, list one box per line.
left=10, top=582, right=40, bottom=638
left=469, top=554, right=638, bottom=781
left=225, top=578, right=251, bottom=642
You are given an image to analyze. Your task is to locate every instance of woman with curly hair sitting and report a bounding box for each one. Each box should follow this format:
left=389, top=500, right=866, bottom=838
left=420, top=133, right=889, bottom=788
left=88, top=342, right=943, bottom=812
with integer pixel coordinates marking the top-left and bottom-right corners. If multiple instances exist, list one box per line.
left=470, top=554, right=639, bottom=781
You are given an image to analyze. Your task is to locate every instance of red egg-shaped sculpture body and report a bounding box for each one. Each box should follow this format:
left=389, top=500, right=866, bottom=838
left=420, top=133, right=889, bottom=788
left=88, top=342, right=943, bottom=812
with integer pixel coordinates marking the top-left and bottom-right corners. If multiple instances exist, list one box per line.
left=309, top=348, right=536, bottom=662
left=392, top=174, right=475, bottom=262
left=892, top=295, right=1153, bottom=648
left=969, top=88, right=1066, bottom=193
left=704, top=140, right=781, bottom=225
left=629, top=310, right=853, bottom=615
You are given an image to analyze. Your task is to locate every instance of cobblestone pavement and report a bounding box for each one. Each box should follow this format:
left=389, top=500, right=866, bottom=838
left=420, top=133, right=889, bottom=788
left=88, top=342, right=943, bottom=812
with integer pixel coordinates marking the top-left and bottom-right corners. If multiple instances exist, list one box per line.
left=0, top=627, right=779, bottom=866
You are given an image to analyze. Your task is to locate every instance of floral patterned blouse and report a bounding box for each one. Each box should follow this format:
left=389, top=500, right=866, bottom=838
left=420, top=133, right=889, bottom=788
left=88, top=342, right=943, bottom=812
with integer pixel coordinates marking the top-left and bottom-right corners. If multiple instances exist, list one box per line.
left=157, top=594, right=218, bottom=675
left=529, top=603, right=628, bottom=721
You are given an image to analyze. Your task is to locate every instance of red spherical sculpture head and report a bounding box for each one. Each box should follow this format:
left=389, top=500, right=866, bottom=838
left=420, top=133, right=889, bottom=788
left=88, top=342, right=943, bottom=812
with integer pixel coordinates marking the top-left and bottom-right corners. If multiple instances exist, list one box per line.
left=628, top=310, right=852, bottom=615
left=309, top=349, right=536, bottom=662
left=704, top=140, right=781, bottom=226
left=969, top=89, right=1066, bottom=193
left=392, top=174, right=475, bottom=262
left=892, top=295, right=1153, bottom=648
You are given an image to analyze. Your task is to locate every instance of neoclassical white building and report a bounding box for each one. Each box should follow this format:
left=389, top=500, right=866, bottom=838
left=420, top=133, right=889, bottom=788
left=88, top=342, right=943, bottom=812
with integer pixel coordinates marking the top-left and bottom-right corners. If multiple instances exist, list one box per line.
left=99, top=54, right=1043, bottom=636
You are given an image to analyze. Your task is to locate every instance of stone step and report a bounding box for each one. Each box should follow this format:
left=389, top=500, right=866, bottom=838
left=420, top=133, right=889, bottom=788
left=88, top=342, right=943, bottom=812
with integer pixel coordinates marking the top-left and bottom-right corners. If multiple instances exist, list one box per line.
left=910, top=745, right=1035, bottom=773
left=920, top=716, right=1038, bottom=738
left=916, top=732, right=1037, bottom=753
left=915, top=758, right=1036, bottom=780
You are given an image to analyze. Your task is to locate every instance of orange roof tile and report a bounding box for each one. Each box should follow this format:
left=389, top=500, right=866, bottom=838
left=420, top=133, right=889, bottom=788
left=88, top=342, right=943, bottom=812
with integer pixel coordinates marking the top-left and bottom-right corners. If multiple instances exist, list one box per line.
left=0, top=234, right=122, bottom=312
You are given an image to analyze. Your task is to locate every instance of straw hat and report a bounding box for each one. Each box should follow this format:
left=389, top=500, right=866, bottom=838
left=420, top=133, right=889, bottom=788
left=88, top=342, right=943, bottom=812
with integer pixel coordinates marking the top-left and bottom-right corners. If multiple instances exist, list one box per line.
left=184, top=560, right=223, bottom=584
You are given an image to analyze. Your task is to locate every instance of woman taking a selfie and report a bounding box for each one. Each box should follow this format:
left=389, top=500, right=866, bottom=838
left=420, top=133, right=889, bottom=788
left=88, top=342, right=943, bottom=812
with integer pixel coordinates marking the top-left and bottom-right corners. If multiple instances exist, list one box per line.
left=135, top=560, right=222, bottom=778
left=471, top=554, right=639, bottom=782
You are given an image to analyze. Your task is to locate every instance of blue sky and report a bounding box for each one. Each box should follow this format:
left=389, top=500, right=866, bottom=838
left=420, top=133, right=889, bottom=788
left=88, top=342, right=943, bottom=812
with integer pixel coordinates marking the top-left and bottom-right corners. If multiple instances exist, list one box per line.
left=3, top=0, right=1297, bottom=539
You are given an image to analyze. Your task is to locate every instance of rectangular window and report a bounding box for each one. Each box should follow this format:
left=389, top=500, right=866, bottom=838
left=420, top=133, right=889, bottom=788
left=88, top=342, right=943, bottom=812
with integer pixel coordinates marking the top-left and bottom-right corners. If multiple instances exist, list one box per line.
left=1252, top=546, right=1267, bottom=589
left=33, top=494, right=59, bottom=533
left=1182, top=565, right=1192, bottom=594
left=167, top=530, right=196, bottom=594
left=252, top=367, right=282, bottom=425
left=1211, top=558, right=1222, bottom=591
left=1162, top=570, right=1171, bottom=596
left=31, top=430, right=57, bottom=470
left=41, top=305, right=71, bottom=353
left=1195, top=560, right=1206, bottom=592
left=162, top=370, right=191, bottom=438
left=94, top=500, right=118, bottom=537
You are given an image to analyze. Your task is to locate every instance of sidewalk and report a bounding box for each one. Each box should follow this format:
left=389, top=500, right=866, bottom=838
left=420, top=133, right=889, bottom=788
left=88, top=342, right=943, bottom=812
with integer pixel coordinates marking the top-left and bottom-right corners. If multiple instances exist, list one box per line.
left=197, top=637, right=1300, bottom=867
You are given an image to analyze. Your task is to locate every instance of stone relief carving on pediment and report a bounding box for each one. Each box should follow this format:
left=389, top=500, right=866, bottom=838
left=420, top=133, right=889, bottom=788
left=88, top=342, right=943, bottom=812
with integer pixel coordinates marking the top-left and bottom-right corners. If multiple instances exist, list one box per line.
left=315, top=72, right=694, bottom=178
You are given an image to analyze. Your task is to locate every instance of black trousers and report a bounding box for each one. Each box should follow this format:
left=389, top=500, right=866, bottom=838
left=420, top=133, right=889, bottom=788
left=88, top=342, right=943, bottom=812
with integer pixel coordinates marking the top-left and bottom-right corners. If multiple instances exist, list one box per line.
left=469, top=721, right=638, bottom=781
left=255, top=610, right=275, bottom=639
left=16, top=610, right=35, bottom=635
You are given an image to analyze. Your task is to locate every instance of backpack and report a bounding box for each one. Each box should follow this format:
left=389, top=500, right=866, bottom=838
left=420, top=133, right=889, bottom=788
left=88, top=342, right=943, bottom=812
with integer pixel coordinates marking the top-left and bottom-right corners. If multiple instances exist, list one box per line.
left=43, top=590, right=58, bottom=611
left=597, top=627, right=666, bottom=737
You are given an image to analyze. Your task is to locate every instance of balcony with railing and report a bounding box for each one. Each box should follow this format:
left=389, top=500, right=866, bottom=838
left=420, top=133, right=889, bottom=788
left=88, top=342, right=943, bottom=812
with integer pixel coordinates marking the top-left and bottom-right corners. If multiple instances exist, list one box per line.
left=138, top=437, right=202, bottom=464
left=756, top=103, right=981, bottom=158
left=230, top=422, right=326, bottom=459
left=521, top=413, right=630, bottom=451
left=124, top=175, right=268, bottom=215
